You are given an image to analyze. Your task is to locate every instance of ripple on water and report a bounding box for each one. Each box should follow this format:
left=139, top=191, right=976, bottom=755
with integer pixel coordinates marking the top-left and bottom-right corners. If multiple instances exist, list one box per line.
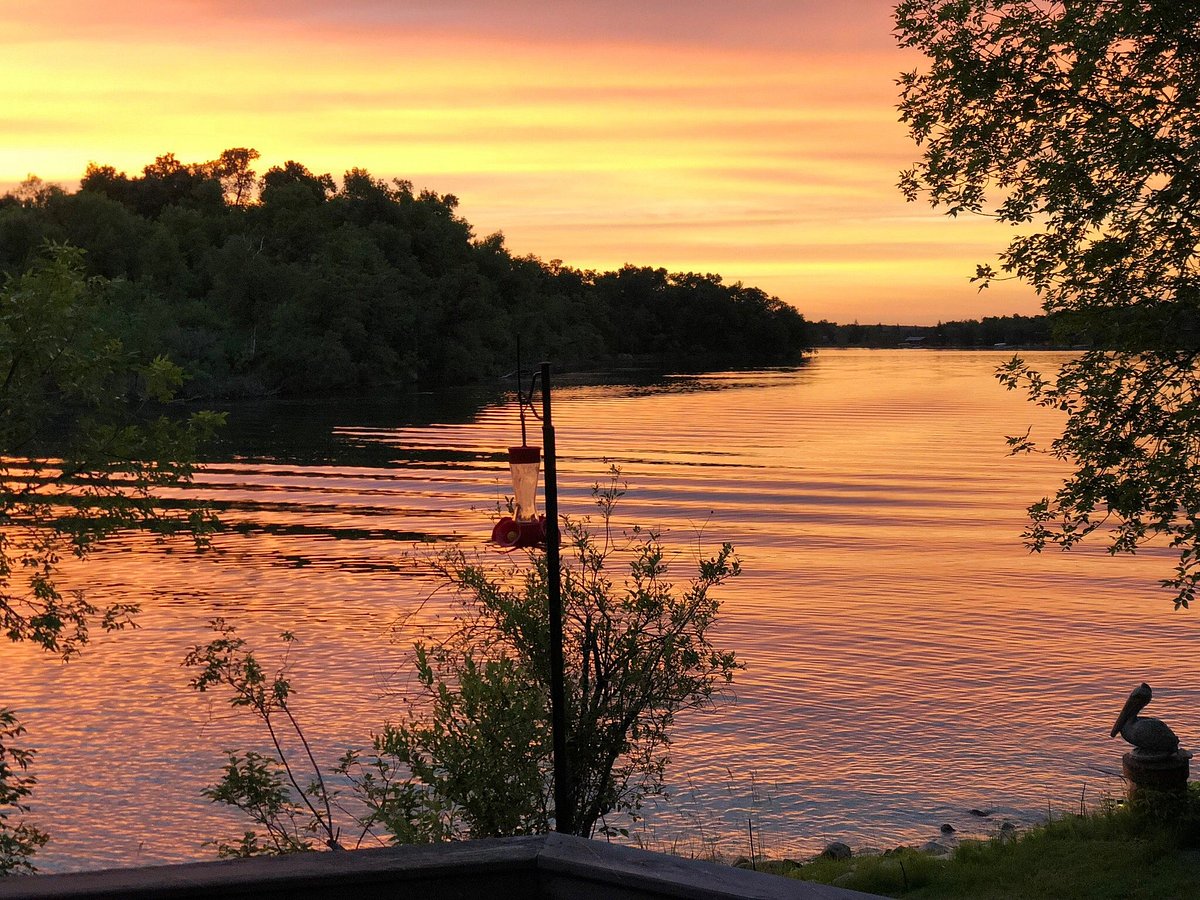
left=8, top=351, right=1192, bottom=869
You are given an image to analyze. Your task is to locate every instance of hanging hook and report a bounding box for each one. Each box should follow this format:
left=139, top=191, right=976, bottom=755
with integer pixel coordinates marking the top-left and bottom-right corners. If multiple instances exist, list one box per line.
left=526, top=369, right=543, bottom=421
left=516, top=337, right=528, bottom=446
left=510, top=339, right=543, bottom=440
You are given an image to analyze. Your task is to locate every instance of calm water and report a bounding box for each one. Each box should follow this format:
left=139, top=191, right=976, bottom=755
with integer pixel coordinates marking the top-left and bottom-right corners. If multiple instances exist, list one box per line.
left=5, top=349, right=1197, bottom=871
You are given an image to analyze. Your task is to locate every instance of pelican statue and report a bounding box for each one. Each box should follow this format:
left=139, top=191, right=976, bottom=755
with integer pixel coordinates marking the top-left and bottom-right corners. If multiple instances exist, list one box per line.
left=1111, top=683, right=1180, bottom=757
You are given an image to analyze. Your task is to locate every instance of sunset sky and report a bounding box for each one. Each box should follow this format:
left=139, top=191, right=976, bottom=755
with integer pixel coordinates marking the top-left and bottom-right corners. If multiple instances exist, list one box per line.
left=1, top=0, right=1039, bottom=324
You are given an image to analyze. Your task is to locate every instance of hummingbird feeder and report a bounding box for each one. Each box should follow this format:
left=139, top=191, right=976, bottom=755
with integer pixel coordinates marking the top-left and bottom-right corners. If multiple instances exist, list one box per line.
left=491, top=362, right=547, bottom=549
left=491, top=444, right=546, bottom=548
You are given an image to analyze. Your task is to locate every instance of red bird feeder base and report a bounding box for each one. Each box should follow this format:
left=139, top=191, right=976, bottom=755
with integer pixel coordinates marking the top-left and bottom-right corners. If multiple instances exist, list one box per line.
left=491, top=515, right=546, bottom=549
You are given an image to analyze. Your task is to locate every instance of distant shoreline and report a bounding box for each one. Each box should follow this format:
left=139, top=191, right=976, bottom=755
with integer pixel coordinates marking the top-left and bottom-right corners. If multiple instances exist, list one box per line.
left=807, top=313, right=1079, bottom=351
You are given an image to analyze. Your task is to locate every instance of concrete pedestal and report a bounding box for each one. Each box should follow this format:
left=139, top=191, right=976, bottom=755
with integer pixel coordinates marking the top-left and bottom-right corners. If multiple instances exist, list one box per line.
left=1122, top=749, right=1191, bottom=808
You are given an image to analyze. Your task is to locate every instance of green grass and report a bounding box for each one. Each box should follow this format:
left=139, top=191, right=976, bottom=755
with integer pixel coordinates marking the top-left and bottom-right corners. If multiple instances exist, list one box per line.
left=771, top=791, right=1200, bottom=899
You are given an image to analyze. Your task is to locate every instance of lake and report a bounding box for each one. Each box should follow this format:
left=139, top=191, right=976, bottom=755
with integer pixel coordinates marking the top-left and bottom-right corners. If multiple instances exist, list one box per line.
left=5, top=349, right=1196, bottom=872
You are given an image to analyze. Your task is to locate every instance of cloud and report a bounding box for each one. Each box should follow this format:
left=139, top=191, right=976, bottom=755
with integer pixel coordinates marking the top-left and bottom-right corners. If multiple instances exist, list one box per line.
left=186, top=0, right=902, bottom=53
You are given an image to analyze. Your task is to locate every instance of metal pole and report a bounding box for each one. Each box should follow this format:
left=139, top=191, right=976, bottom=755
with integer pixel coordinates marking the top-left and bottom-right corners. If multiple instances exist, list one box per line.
left=541, top=361, right=572, bottom=833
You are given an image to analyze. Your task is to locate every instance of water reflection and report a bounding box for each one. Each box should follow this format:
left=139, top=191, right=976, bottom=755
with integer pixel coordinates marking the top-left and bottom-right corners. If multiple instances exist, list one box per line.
left=209, top=366, right=790, bottom=465
left=5, top=351, right=1193, bottom=872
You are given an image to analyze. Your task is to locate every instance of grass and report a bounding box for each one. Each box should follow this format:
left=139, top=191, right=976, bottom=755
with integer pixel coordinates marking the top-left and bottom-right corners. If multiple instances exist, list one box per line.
left=767, top=789, right=1200, bottom=899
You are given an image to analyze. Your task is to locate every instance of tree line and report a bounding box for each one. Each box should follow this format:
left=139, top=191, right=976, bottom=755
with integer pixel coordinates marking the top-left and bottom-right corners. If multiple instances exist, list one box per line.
left=808, top=314, right=1064, bottom=349
left=0, top=151, right=810, bottom=398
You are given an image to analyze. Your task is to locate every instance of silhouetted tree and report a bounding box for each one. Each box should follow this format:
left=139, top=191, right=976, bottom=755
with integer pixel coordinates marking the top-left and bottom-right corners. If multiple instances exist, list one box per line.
left=209, top=147, right=260, bottom=207
left=897, top=0, right=1200, bottom=605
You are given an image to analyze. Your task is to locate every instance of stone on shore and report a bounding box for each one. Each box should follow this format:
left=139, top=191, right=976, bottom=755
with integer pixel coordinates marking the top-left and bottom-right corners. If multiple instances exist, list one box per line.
left=822, top=841, right=853, bottom=861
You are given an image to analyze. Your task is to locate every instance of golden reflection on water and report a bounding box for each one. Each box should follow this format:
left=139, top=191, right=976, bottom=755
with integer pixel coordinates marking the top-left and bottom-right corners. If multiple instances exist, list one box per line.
left=5, top=350, right=1195, bottom=870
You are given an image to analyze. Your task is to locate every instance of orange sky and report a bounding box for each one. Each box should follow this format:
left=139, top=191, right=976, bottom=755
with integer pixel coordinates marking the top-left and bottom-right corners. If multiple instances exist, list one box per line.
left=0, top=0, right=1039, bottom=324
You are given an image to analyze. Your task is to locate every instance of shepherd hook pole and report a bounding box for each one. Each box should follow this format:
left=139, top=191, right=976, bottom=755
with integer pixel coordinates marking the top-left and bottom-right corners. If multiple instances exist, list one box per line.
left=541, top=362, right=572, bottom=833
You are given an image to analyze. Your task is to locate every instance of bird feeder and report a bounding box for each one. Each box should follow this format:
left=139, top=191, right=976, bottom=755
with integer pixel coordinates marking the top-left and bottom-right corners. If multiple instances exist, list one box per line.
left=491, top=445, right=546, bottom=548
left=508, top=445, right=541, bottom=521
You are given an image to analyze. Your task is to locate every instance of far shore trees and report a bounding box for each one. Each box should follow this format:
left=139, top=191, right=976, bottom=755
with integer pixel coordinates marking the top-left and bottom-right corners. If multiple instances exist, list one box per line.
left=895, top=0, right=1200, bottom=606
left=1, top=151, right=809, bottom=399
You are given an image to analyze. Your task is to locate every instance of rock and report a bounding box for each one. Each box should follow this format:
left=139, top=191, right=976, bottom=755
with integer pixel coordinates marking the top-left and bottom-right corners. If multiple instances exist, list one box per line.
left=968, top=808, right=992, bottom=817
left=921, top=840, right=953, bottom=856
left=1000, top=821, right=1016, bottom=832
left=940, top=823, right=956, bottom=834
left=822, top=841, right=852, bottom=861
left=732, top=856, right=752, bottom=869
